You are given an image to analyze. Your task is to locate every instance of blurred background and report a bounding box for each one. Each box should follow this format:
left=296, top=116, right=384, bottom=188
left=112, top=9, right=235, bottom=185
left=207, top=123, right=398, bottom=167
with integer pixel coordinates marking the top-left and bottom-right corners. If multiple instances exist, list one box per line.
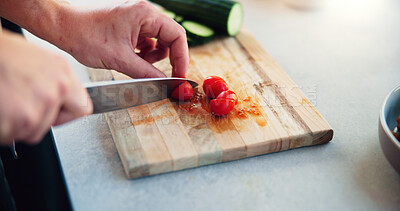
left=24, top=0, right=400, bottom=85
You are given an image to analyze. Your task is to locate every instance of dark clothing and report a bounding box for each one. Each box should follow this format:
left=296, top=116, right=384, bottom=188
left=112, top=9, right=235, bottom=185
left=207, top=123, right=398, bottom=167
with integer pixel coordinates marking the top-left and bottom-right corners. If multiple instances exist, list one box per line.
left=0, top=18, right=72, bottom=211
left=0, top=132, right=72, bottom=211
left=1, top=18, right=23, bottom=34
left=0, top=157, right=16, bottom=211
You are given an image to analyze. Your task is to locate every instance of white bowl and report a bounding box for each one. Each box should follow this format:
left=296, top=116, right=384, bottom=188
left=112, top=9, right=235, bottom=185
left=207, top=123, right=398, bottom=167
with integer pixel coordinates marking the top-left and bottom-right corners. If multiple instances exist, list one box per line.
left=379, top=85, right=400, bottom=174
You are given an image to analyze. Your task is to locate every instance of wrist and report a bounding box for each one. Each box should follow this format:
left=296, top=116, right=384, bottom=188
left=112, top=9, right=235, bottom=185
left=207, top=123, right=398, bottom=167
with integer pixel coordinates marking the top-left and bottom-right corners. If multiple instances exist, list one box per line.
left=28, top=1, right=74, bottom=48
left=0, top=0, right=74, bottom=50
left=43, top=3, right=93, bottom=58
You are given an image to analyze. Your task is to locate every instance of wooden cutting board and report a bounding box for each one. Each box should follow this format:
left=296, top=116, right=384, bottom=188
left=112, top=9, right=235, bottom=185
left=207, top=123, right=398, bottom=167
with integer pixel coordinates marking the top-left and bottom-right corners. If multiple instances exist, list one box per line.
left=87, top=27, right=333, bottom=179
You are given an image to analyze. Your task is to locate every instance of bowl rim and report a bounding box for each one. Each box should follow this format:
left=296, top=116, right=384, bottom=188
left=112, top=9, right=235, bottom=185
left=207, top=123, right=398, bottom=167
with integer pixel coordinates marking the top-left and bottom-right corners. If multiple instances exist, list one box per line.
left=380, top=84, right=400, bottom=150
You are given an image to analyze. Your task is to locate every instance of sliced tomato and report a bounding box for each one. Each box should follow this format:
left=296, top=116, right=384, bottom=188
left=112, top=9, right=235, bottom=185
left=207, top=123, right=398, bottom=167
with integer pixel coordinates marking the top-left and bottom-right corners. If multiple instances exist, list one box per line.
left=202, top=76, right=229, bottom=98
left=210, top=98, right=236, bottom=116
left=207, top=80, right=229, bottom=98
left=171, top=81, right=193, bottom=101
left=202, top=80, right=228, bottom=98
left=203, top=76, right=225, bottom=89
left=397, top=114, right=400, bottom=126
left=217, top=90, right=238, bottom=105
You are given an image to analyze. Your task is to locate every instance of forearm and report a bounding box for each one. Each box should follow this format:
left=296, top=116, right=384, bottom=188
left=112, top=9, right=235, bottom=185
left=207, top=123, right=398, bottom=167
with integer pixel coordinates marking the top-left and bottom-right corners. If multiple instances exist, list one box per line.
left=0, top=0, right=70, bottom=47
left=0, top=0, right=189, bottom=78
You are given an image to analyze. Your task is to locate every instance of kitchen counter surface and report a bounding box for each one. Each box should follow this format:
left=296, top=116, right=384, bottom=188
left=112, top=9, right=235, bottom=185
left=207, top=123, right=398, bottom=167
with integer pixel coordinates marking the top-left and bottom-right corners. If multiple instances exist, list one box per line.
left=27, top=0, right=400, bottom=210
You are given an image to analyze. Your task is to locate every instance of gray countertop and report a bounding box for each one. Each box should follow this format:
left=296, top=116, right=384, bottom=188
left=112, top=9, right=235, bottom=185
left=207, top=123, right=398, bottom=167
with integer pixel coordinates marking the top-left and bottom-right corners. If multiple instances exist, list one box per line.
left=26, top=0, right=400, bottom=210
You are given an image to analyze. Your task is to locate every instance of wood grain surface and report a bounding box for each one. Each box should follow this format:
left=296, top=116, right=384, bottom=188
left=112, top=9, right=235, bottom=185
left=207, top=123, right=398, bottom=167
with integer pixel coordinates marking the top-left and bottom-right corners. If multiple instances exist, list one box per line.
left=87, top=27, right=333, bottom=179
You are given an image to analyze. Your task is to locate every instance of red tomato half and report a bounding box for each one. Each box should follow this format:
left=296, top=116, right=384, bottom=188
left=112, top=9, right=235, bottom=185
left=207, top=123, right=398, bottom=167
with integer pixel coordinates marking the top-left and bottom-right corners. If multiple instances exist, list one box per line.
left=171, top=81, right=193, bottom=101
left=202, top=76, right=229, bottom=98
left=210, top=99, right=236, bottom=116
left=217, top=90, right=238, bottom=105
left=203, top=80, right=229, bottom=98
left=203, top=76, right=226, bottom=90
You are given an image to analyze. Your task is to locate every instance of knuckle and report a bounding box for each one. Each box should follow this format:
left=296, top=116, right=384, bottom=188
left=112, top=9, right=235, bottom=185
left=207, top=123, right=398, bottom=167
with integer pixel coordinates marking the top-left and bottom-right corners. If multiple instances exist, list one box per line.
left=54, top=54, right=71, bottom=74
left=56, top=75, right=69, bottom=97
left=24, top=112, right=39, bottom=129
left=177, top=25, right=186, bottom=36
left=25, top=135, right=43, bottom=145
left=135, top=0, right=157, bottom=18
left=132, top=0, right=150, bottom=11
left=43, top=92, right=58, bottom=107
left=135, top=0, right=150, bottom=8
left=51, top=57, right=72, bottom=97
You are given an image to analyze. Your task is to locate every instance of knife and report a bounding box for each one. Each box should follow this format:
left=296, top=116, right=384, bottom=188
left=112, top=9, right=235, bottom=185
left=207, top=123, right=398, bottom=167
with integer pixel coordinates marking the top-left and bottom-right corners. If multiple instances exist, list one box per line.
left=85, top=78, right=198, bottom=114
left=8, top=78, right=197, bottom=159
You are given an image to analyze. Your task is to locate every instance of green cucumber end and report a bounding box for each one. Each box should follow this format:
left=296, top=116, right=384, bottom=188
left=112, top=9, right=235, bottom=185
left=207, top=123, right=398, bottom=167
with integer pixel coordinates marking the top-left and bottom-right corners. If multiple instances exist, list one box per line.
left=227, top=3, right=244, bottom=36
left=162, top=10, right=176, bottom=19
left=174, top=15, right=184, bottom=23
left=182, top=21, right=214, bottom=38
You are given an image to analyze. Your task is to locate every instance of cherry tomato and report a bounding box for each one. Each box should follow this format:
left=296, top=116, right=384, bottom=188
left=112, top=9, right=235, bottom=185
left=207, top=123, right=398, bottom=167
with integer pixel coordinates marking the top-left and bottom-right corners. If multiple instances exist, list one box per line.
left=210, top=99, right=236, bottom=116
left=171, top=81, right=193, bottom=101
left=204, top=81, right=226, bottom=98
left=203, top=76, right=229, bottom=98
left=208, top=81, right=229, bottom=98
left=203, top=76, right=225, bottom=90
left=397, top=114, right=400, bottom=126
left=217, top=90, right=238, bottom=105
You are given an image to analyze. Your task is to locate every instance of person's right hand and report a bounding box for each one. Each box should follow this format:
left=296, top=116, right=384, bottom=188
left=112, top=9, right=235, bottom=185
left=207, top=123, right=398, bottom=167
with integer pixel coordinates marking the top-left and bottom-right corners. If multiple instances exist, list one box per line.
left=0, top=31, right=93, bottom=146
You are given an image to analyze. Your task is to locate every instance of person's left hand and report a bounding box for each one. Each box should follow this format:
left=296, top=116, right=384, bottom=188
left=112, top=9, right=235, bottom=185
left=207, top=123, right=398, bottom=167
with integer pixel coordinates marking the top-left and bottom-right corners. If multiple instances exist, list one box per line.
left=54, top=0, right=189, bottom=78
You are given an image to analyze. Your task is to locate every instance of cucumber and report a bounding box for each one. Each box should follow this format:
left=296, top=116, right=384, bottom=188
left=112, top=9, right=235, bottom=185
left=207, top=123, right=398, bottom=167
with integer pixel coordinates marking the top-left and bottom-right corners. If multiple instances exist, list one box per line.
left=150, top=0, right=243, bottom=36
left=161, top=9, right=176, bottom=19
left=159, top=10, right=214, bottom=46
left=182, top=20, right=215, bottom=46
left=162, top=10, right=183, bottom=25
left=174, top=15, right=184, bottom=23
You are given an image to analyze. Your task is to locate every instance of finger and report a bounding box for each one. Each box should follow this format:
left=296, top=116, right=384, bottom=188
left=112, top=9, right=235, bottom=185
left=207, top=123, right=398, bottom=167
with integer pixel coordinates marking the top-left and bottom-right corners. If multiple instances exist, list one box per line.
left=106, top=30, right=166, bottom=78
left=0, top=92, right=26, bottom=144
left=13, top=94, right=46, bottom=142
left=145, top=18, right=189, bottom=78
left=29, top=100, right=61, bottom=143
left=13, top=79, right=59, bottom=143
left=54, top=76, right=93, bottom=126
left=54, top=94, right=93, bottom=126
left=136, top=37, right=156, bottom=56
left=168, top=36, right=189, bottom=78
left=0, top=117, right=13, bottom=145
left=54, top=108, right=80, bottom=126
left=140, top=43, right=169, bottom=64
left=117, top=46, right=167, bottom=78
left=141, top=48, right=169, bottom=64
left=127, top=54, right=167, bottom=78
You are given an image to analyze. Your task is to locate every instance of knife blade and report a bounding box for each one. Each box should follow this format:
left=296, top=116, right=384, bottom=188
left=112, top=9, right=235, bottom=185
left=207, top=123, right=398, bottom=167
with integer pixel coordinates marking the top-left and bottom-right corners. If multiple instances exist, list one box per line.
left=85, top=78, right=198, bottom=114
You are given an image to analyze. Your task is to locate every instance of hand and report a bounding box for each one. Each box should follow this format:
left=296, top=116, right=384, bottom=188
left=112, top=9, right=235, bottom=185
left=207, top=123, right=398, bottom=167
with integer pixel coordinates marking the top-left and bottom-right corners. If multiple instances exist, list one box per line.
left=55, top=0, right=189, bottom=78
left=0, top=31, right=93, bottom=145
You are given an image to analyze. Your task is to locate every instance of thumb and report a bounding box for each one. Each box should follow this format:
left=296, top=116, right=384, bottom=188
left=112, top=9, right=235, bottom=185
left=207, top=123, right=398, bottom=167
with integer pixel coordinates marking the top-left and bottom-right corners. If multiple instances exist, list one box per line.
left=54, top=108, right=83, bottom=126
left=118, top=51, right=167, bottom=79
